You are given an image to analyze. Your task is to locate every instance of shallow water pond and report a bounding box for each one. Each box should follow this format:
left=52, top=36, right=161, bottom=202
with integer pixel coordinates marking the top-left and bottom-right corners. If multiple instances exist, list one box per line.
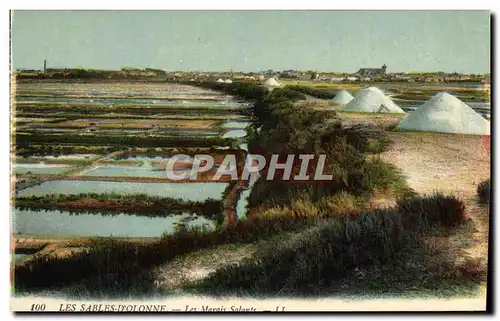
left=157, top=128, right=220, bottom=136
left=16, top=180, right=228, bottom=201
left=221, top=121, right=250, bottom=129
left=222, top=129, right=247, bottom=139
left=80, top=165, right=191, bottom=179
left=12, top=253, right=28, bottom=261
left=12, top=209, right=214, bottom=237
left=117, top=155, right=193, bottom=162
left=235, top=174, right=259, bottom=219
left=17, top=96, right=240, bottom=108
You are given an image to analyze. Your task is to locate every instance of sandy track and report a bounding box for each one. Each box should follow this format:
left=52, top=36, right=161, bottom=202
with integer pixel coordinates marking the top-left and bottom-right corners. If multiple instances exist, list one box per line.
left=380, top=132, right=490, bottom=197
left=379, top=131, right=490, bottom=263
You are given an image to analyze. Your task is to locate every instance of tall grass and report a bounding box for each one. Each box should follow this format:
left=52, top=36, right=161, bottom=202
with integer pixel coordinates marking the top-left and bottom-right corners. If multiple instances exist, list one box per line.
left=191, top=193, right=470, bottom=296
left=396, top=193, right=467, bottom=230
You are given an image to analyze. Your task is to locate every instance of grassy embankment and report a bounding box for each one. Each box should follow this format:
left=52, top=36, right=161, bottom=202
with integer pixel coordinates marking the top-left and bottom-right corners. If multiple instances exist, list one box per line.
left=15, top=193, right=223, bottom=221
left=13, top=82, right=485, bottom=298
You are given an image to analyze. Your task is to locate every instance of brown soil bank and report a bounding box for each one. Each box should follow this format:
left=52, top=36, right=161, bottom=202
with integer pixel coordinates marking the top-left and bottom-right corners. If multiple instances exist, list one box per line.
left=19, top=173, right=237, bottom=183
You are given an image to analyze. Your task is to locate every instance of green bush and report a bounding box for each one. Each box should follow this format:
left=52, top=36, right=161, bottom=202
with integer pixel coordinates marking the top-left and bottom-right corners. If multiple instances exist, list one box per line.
left=345, top=157, right=413, bottom=198
left=477, top=179, right=490, bottom=205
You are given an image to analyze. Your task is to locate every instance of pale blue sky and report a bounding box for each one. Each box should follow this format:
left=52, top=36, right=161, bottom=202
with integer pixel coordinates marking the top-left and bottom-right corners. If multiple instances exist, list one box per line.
left=11, top=10, right=490, bottom=73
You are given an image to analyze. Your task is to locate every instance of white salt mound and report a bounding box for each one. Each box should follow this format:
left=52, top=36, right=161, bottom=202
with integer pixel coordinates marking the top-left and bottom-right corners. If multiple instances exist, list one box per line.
left=216, top=79, right=224, bottom=83
left=331, top=89, right=354, bottom=106
left=396, top=92, right=490, bottom=135
left=341, top=87, right=405, bottom=113
left=224, top=79, right=233, bottom=84
left=264, top=77, right=282, bottom=87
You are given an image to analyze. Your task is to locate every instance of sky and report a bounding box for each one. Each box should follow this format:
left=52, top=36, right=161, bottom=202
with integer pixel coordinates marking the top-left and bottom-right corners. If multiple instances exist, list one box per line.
left=11, top=10, right=491, bottom=73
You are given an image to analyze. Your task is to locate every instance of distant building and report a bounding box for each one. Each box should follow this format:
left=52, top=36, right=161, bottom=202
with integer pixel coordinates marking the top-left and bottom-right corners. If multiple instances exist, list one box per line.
left=393, top=73, right=410, bottom=80
left=357, top=64, right=387, bottom=77
left=330, top=77, right=344, bottom=82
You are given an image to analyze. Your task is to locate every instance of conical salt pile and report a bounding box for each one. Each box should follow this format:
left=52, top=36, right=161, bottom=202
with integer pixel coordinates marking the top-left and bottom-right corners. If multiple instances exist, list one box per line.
left=331, top=89, right=354, bottom=106
left=342, top=87, right=405, bottom=113
left=397, top=92, right=490, bottom=135
left=216, top=78, right=224, bottom=83
left=264, top=77, right=282, bottom=87
left=224, top=79, right=233, bottom=84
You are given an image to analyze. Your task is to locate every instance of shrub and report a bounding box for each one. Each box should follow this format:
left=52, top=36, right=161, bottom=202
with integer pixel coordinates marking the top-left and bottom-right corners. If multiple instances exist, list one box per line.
left=257, top=206, right=291, bottom=220
left=397, top=193, right=467, bottom=230
left=477, top=179, right=490, bottom=205
left=256, top=199, right=321, bottom=220
left=457, top=258, right=488, bottom=282
left=290, top=198, right=321, bottom=218
left=319, top=191, right=358, bottom=217
left=348, top=157, right=414, bottom=198
left=365, top=137, right=392, bottom=153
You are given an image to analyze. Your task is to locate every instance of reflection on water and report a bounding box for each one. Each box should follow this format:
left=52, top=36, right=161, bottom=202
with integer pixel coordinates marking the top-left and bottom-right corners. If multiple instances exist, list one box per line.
left=12, top=209, right=214, bottom=237
left=17, top=180, right=228, bottom=201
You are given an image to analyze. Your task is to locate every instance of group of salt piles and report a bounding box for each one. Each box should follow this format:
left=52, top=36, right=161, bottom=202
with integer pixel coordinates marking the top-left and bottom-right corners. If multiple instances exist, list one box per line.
left=216, top=78, right=233, bottom=84
left=340, top=87, right=406, bottom=113
left=332, top=86, right=490, bottom=135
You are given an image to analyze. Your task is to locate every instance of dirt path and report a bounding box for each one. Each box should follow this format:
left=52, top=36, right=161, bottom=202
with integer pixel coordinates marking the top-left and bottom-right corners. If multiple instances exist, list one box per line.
left=380, top=132, right=490, bottom=197
left=152, top=243, right=257, bottom=291
left=379, top=132, right=491, bottom=262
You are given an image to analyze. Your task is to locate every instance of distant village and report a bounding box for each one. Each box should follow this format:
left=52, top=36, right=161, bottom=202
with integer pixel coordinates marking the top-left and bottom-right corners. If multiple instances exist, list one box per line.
left=14, top=62, right=490, bottom=84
